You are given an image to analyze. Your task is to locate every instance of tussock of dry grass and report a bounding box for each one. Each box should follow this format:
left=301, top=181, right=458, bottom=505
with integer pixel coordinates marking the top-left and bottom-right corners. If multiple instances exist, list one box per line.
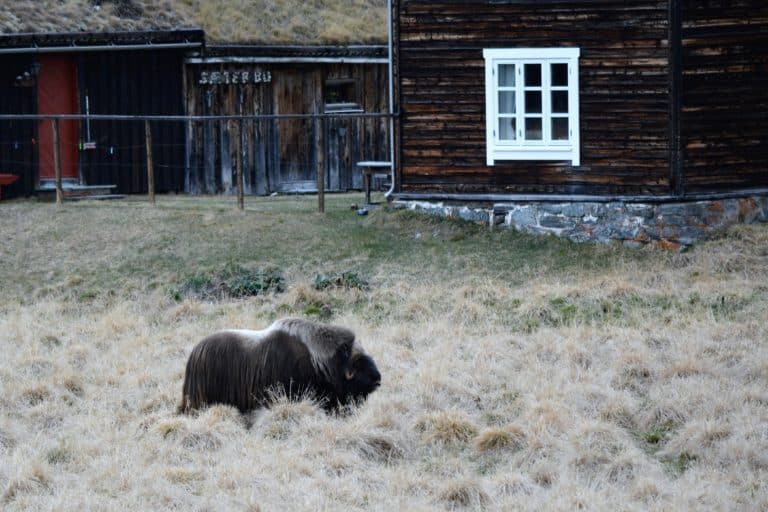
left=0, top=195, right=767, bottom=510
left=1, top=0, right=387, bottom=44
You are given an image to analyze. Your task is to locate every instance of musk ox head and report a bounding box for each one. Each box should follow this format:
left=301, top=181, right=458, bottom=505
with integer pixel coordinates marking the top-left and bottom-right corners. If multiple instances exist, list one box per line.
left=339, top=347, right=382, bottom=405
left=178, top=318, right=381, bottom=415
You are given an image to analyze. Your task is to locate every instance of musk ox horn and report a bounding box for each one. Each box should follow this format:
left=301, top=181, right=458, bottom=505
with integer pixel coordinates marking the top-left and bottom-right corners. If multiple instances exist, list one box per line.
left=177, top=318, right=381, bottom=414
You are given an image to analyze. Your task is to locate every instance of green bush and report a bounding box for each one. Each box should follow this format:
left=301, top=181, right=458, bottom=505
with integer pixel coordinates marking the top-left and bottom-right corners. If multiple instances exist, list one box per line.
left=174, top=265, right=285, bottom=301
left=312, top=271, right=369, bottom=291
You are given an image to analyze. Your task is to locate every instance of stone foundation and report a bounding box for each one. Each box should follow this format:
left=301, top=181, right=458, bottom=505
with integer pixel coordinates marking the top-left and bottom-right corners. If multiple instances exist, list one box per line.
left=392, top=196, right=768, bottom=249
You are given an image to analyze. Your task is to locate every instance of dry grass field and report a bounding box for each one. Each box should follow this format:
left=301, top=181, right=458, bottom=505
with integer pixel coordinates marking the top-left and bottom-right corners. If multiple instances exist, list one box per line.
left=1, top=194, right=767, bottom=510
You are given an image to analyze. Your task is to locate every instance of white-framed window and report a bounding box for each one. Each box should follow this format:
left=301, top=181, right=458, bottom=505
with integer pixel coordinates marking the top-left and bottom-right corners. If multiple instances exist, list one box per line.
left=483, top=48, right=580, bottom=166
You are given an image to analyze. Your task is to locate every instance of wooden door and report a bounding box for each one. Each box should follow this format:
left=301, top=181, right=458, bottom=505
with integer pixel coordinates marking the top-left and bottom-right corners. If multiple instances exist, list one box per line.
left=272, top=68, right=321, bottom=192
left=37, top=55, right=79, bottom=183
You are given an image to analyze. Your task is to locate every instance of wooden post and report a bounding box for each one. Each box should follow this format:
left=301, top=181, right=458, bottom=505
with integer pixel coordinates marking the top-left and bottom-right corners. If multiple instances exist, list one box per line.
left=52, top=119, right=63, bottom=205
left=315, top=116, right=325, bottom=213
left=145, top=120, right=155, bottom=204
left=236, top=119, right=244, bottom=210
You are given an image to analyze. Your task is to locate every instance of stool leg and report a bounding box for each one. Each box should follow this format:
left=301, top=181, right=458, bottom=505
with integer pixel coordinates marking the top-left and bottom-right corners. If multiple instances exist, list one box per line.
left=364, top=172, right=371, bottom=205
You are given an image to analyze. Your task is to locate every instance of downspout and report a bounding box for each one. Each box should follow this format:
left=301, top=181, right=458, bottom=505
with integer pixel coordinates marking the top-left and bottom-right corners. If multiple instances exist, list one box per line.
left=385, top=0, right=396, bottom=198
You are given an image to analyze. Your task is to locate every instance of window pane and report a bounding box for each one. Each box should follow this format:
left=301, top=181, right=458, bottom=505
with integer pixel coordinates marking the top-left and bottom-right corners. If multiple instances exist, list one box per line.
left=498, top=91, right=516, bottom=114
left=552, top=91, right=569, bottom=113
left=551, top=63, right=568, bottom=86
left=525, top=91, right=542, bottom=114
left=499, top=117, right=516, bottom=141
left=499, top=64, right=515, bottom=87
left=525, top=118, right=542, bottom=140
left=524, top=64, right=541, bottom=86
left=552, top=118, right=569, bottom=140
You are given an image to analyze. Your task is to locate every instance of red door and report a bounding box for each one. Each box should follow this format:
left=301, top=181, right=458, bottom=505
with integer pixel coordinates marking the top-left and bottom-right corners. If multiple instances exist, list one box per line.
left=37, top=55, right=79, bottom=182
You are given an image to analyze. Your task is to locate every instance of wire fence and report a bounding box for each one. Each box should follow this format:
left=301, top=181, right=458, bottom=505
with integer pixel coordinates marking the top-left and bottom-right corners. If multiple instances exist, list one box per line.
left=0, top=112, right=394, bottom=211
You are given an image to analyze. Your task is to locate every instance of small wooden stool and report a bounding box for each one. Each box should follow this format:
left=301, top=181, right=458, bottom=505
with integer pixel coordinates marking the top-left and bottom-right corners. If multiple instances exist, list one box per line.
left=356, top=161, right=391, bottom=205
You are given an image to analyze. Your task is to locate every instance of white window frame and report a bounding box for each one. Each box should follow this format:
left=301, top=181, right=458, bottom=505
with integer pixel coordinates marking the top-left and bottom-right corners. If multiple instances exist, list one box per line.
left=483, top=48, right=581, bottom=166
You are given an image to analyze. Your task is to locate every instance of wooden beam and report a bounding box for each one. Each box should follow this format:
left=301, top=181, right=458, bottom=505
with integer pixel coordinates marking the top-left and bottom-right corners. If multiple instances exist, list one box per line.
left=51, top=119, right=62, bottom=205
left=315, top=117, right=325, bottom=213
left=145, top=120, right=155, bottom=204
left=236, top=119, right=244, bottom=210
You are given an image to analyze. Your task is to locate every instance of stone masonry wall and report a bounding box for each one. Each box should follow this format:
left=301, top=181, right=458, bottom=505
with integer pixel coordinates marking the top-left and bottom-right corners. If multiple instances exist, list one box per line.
left=392, top=196, right=768, bottom=249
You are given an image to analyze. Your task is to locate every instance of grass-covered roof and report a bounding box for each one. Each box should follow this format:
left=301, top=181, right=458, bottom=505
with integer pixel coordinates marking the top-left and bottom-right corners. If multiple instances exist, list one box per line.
left=0, top=0, right=387, bottom=44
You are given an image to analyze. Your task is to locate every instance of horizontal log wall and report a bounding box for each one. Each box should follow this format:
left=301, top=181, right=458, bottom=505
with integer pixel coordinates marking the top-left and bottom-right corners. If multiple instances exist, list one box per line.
left=395, top=0, right=673, bottom=196
left=680, top=0, right=768, bottom=193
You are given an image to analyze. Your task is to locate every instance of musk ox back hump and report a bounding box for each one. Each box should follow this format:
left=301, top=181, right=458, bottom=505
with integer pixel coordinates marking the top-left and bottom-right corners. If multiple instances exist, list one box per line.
left=178, top=329, right=317, bottom=413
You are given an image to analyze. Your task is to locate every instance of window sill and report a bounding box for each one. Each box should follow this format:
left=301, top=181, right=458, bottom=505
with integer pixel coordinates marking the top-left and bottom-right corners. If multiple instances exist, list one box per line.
left=488, top=147, right=580, bottom=166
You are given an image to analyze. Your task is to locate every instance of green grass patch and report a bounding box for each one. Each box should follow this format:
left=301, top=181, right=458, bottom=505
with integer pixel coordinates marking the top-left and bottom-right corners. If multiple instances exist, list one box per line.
left=173, top=265, right=285, bottom=301
left=641, top=420, right=677, bottom=446
left=312, top=271, right=370, bottom=291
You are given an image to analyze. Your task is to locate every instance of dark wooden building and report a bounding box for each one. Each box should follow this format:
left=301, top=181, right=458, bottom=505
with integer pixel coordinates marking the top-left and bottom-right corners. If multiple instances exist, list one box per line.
left=0, top=30, right=204, bottom=198
left=390, top=0, right=768, bottom=200
left=1, top=34, right=389, bottom=199
left=184, top=45, right=390, bottom=195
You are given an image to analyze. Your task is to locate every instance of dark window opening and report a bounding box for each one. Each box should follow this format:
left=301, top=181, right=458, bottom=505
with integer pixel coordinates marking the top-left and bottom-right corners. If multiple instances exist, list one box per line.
left=324, top=79, right=362, bottom=113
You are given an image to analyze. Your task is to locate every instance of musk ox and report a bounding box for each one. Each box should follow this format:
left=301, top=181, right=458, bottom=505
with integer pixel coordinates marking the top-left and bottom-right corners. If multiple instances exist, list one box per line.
left=178, top=318, right=381, bottom=414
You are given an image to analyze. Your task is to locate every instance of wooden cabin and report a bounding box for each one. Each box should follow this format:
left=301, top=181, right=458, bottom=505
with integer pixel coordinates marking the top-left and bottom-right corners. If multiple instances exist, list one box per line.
left=393, top=0, right=768, bottom=199
left=0, top=34, right=389, bottom=199
left=0, top=30, right=203, bottom=198
left=184, top=45, right=390, bottom=195
left=390, top=0, right=768, bottom=201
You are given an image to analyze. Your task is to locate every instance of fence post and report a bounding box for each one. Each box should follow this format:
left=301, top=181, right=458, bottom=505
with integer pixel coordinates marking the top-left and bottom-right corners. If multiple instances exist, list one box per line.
left=315, top=116, right=325, bottom=213
left=145, top=120, right=155, bottom=205
left=51, top=119, right=63, bottom=205
left=236, top=119, right=244, bottom=210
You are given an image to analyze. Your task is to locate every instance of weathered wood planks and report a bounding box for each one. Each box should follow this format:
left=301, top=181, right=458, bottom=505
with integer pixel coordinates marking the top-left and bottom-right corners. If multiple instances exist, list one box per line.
left=393, top=0, right=767, bottom=198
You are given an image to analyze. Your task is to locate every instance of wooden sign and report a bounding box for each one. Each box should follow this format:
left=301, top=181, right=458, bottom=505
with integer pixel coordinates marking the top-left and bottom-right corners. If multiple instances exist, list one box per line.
left=199, top=70, right=272, bottom=86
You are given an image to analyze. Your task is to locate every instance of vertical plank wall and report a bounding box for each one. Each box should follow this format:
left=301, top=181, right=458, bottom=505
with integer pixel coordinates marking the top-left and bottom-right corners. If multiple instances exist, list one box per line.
left=185, top=62, right=389, bottom=195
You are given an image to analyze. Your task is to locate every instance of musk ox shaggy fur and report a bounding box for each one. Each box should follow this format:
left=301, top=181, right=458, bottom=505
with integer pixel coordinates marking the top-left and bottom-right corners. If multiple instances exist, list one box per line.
left=178, top=318, right=381, bottom=414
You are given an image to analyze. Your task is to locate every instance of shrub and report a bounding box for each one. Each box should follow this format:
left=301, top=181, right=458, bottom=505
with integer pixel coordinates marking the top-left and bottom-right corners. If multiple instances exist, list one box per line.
left=174, top=265, right=285, bottom=301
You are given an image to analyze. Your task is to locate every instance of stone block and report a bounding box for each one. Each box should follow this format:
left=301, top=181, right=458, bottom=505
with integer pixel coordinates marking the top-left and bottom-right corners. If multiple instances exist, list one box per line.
left=658, top=203, right=690, bottom=217
left=562, top=202, right=598, bottom=218
left=626, top=203, right=656, bottom=219
left=507, top=206, right=537, bottom=228
left=539, top=213, right=573, bottom=230
left=540, top=203, right=564, bottom=214
left=457, top=206, right=490, bottom=223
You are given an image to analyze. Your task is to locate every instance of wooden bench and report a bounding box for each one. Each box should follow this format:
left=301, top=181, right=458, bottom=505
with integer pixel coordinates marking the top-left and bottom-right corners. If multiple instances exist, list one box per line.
left=356, top=161, right=391, bottom=205
left=0, top=174, right=19, bottom=201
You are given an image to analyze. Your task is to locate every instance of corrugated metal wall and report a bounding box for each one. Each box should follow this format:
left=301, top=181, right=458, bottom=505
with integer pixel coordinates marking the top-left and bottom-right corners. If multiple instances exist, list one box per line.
left=78, top=49, right=186, bottom=194
left=0, top=55, right=38, bottom=198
